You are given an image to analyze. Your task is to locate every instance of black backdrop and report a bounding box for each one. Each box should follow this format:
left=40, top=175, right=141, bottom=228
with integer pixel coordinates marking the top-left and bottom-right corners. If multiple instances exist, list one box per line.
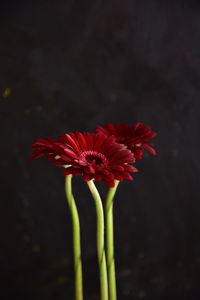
left=1, top=1, right=200, bottom=299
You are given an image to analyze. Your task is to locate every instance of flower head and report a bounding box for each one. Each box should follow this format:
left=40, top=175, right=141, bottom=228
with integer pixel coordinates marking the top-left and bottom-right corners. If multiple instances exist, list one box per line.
left=31, top=132, right=138, bottom=187
left=95, top=122, right=157, bottom=159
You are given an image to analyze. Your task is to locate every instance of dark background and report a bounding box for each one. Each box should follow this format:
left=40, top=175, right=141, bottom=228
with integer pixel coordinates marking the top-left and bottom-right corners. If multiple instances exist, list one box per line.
left=1, top=0, right=200, bottom=299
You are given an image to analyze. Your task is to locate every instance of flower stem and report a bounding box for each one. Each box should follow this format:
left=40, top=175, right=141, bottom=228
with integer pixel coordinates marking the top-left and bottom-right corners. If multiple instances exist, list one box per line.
left=105, top=180, right=120, bottom=300
left=87, top=180, right=109, bottom=300
left=65, top=175, right=83, bottom=300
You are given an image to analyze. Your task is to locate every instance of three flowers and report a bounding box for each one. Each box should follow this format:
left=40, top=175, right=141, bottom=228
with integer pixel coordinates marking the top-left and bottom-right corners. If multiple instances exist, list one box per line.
left=31, top=122, right=157, bottom=185
left=31, top=122, right=156, bottom=300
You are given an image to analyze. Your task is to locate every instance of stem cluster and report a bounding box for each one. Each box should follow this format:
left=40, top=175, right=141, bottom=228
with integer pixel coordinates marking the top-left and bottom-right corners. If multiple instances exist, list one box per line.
left=65, top=176, right=119, bottom=300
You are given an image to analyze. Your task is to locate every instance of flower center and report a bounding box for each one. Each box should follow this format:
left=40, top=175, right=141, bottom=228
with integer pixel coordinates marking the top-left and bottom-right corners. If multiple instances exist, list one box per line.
left=81, top=151, right=107, bottom=166
left=86, top=154, right=103, bottom=165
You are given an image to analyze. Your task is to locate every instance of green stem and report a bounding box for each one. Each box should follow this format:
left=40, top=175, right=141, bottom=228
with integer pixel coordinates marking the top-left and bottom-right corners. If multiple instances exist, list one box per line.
left=87, top=180, right=109, bottom=300
left=65, top=175, right=83, bottom=300
left=105, top=180, right=120, bottom=300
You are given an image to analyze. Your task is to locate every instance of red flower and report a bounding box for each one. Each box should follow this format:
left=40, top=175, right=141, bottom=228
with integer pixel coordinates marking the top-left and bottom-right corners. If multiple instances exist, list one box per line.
left=95, top=122, right=157, bottom=159
left=31, top=132, right=138, bottom=187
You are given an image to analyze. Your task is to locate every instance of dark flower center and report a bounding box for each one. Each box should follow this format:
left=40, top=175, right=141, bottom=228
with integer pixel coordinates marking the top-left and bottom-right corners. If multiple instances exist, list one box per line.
left=86, top=154, right=103, bottom=165
left=81, top=151, right=107, bottom=166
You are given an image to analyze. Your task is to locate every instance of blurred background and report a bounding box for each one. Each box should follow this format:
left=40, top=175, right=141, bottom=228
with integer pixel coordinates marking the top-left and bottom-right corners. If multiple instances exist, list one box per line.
left=1, top=0, right=200, bottom=299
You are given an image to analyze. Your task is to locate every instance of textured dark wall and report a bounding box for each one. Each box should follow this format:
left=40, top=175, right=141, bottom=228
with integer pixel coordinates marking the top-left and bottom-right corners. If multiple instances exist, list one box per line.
left=1, top=1, right=200, bottom=299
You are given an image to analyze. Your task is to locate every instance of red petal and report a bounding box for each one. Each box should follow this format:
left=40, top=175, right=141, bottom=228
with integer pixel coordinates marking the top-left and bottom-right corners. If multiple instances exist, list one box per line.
left=65, top=133, right=81, bottom=153
left=58, top=135, right=68, bottom=143
left=108, top=165, right=124, bottom=171
left=103, top=177, right=115, bottom=187
left=84, top=133, right=94, bottom=150
left=110, top=151, right=134, bottom=163
left=105, top=143, right=124, bottom=156
left=30, top=151, right=45, bottom=161
left=105, top=123, right=115, bottom=134
left=143, top=144, right=156, bottom=155
left=51, top=159, right=65, bottom=166
left=123, top=165, right=138, bottom=172
left=63, top=148, right=79, bottom=159
left=101, top=136, right=115, bottom=153
left=83, top=174, right=94, bottom=181
left=93, top=134, right=105, bottom=151
left=62, top=167, right=82, bottom=176
left=76, top=131, right=87, bottom=149
left=94, top=173, right=103, bottom=181
left=89, top=164, right=95, bottom=174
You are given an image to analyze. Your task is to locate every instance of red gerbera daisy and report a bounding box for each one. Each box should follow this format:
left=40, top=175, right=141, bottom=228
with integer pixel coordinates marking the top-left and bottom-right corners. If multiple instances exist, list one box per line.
left=30, top=132, right=138, bottom=187
left=95, top=122, right=157, bottom=159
